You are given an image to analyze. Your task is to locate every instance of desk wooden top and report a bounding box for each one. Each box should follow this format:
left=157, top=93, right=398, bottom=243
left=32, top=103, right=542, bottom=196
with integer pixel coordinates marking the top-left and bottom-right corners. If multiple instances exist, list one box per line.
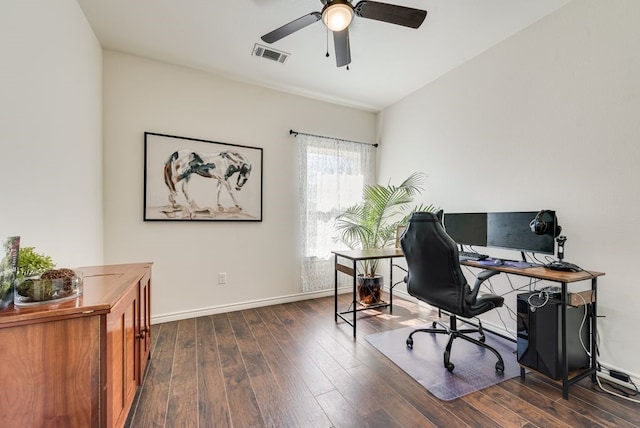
left=332, top=248, right=404, bottom=261
left=332, top=248, right=604, bottom=282
left=460, top=260, right=605, bottom=283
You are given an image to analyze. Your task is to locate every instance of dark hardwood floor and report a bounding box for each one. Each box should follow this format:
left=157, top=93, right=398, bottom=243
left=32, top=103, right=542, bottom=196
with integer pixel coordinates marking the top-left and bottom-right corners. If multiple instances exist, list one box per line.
left=126, top=293, right=640, bottom=427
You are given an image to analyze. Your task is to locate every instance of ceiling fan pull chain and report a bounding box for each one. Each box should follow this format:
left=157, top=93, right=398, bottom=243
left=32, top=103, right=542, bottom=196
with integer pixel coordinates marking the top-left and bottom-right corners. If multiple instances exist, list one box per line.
left=325, top=26, right=330, bottom=58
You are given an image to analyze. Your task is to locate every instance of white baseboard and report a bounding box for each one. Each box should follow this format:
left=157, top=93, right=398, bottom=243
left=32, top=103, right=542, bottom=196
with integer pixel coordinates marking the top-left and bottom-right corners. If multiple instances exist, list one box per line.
left=393, top=289, right=412, bottom=300
left=151, top=286, right=352, bottom=325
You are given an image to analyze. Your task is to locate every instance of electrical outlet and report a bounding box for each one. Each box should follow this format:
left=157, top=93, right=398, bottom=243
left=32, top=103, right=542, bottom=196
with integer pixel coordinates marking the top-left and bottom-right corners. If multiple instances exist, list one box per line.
left=218, top=272, right=227, bottom=284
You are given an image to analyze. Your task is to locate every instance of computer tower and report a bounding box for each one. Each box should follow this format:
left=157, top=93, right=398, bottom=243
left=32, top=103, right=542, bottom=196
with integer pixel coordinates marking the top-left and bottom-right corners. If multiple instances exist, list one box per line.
left=517, top=292, right=590, bottom=380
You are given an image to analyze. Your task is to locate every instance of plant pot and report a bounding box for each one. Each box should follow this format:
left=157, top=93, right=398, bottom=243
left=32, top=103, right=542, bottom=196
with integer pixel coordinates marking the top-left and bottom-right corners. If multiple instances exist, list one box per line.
left=357, top=274, right=383, bottom=305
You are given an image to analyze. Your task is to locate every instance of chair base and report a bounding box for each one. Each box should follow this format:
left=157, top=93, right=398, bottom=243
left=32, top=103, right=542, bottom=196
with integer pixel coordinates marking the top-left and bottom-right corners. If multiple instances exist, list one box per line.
left=406, top=314, right=505, bottom=373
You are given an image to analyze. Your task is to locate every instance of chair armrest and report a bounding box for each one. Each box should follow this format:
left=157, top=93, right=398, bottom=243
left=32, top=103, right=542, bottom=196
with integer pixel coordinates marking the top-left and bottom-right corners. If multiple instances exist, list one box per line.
left=470, top=269, right=501, bottom=300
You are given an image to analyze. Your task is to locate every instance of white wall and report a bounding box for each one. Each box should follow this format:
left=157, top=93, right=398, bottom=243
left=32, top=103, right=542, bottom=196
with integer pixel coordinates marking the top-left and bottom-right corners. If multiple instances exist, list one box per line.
left=102, top=51, right=376, bottom=321
left=378, top=0, right=640, bottom=378
left=0, top=0, right=103, bottom=267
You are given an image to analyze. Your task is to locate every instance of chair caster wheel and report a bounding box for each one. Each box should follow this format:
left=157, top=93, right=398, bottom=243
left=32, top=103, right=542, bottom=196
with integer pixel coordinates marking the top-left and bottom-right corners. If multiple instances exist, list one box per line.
left=444, top=351, right=454, bottom=372
left=432, top=321, right=437, bottom=328
left=406, top=338, right=413, bottom=349
left=495, top=361, right=505, bottom=372
left=479, top=335, right=486, bottom=343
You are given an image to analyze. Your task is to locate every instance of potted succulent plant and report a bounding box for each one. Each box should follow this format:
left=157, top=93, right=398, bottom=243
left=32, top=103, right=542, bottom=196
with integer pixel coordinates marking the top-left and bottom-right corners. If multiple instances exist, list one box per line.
left=334, top=172, right=436, bottom=304
left=15, top=247, right=82, bottom=306
left=17, top=246, right=55, bottom=278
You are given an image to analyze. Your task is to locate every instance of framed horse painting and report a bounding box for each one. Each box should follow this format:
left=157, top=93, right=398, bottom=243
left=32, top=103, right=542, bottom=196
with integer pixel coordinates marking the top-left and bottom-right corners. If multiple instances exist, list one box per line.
left=144, top=132, right=263, bottom=221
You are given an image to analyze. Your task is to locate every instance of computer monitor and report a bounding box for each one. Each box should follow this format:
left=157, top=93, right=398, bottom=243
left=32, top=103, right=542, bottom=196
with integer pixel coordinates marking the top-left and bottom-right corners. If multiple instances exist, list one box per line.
left=443, top=212, right=488, bottom=247
left=487, top=211, right=556, bottom=255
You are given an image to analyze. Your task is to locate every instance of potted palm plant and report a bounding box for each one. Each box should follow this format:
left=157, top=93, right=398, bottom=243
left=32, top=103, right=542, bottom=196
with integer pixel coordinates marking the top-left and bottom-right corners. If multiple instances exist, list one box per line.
left=334, top=172, right=436, bottom=304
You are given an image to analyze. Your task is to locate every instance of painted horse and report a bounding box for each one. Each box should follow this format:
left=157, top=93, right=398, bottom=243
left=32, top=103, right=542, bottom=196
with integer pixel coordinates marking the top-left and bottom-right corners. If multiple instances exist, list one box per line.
left=163, top=149, right=252, bottom=212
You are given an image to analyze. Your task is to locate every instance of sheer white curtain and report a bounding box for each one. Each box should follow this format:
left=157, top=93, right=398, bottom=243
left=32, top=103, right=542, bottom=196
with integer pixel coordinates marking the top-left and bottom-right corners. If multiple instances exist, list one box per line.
left=296, top=133, right=375, bottom=292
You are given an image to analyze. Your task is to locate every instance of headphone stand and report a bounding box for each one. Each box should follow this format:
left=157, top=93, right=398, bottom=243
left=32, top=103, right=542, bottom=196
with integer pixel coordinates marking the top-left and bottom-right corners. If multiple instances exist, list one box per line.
left=556, top=235, right=567, bottom=261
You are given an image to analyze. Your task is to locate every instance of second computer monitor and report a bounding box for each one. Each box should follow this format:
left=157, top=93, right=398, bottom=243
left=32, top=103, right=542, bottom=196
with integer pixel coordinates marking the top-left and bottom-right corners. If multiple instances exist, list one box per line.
left=443, top=212, right=488, bottom=247
left=487, top=211, right=556, bottom=255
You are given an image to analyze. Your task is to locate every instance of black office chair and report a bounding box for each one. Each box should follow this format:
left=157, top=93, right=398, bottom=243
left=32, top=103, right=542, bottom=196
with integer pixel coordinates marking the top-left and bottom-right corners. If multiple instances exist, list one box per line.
left=400, top=211, right=506, bottom=372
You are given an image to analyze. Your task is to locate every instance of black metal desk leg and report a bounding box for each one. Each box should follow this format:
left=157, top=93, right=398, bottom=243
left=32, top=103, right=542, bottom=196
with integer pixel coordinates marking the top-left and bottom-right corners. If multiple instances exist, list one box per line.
left=561, top=281, right=569, bottom=399
left=389, top=258, right=393, bottom=312
left=591, top=277, right=598, bottom=382
left=352, top=259, right=357, bottom=337
left=334, top=254, right=338, bottom=322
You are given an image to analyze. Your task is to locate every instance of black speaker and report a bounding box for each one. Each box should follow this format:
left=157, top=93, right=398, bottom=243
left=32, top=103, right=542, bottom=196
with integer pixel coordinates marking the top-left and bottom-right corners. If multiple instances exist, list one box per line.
left=517, top=292, right=590, bottom=380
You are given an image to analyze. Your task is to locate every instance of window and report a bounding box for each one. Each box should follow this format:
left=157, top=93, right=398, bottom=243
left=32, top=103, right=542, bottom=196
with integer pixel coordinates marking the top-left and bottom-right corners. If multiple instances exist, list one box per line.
left=296, top=134, right=375, bottom=292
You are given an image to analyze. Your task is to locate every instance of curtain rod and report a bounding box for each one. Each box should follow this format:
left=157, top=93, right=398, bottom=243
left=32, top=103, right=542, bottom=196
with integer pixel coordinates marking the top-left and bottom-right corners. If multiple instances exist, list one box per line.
left=289, top=129, right=378, bottom=148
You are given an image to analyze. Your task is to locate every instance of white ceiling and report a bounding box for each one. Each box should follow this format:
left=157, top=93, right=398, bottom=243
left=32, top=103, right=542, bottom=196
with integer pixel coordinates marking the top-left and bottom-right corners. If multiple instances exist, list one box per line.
left=76, top=0, right=570, bottom=111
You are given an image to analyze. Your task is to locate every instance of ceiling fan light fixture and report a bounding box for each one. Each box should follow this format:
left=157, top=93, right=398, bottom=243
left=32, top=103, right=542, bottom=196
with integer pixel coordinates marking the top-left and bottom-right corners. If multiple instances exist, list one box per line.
left=322, top=1, right=354, bottom=32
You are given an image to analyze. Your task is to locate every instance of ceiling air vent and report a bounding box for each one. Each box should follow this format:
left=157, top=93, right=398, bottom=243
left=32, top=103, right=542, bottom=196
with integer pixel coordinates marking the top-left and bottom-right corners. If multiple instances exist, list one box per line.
left=252, top=43, right=289, bottom=64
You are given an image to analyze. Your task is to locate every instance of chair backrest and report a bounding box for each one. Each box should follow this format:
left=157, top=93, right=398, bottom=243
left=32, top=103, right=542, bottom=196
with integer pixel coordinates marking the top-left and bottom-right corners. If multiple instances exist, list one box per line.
left=400, top=211, right=470, bottom=315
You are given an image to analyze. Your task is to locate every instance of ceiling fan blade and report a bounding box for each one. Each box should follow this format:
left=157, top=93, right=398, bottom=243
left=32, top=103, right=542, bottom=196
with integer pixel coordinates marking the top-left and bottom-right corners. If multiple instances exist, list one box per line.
left=261, top=12, right=322, bottom=44
left=354, top=1, right=427, bottom=28
left=333, top=28, right=351, bottom=67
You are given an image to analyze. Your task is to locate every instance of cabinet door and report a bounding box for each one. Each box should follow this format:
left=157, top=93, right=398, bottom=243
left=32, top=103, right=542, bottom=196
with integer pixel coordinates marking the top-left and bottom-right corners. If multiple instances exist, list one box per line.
left=107, top=283, right=138, bottom=428
left=0, top=315, right=102, bottom=427
left=138, top=270, right=151, bottom=380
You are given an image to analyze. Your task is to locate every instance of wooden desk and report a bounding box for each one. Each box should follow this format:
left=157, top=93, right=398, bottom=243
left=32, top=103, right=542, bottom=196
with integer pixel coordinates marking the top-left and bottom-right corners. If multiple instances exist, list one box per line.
left=461, top=260, right=605, bottom=399
left=332, top=247, right=605, bottom=399
left=332, top=248, right=404, bottom=338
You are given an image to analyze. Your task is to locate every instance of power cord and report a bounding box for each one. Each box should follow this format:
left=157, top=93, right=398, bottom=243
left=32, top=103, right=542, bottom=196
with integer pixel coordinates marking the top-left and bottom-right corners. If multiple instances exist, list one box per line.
left=471, top=271, right=535, bottom=340
left=567, top=292, right=640, bottom=403
left=596, top=370, right=639, bottom=403
left=526, top=287, right=559, bottom=311
left=463, top=266, right=545, bottom=335
left=531, top=252, right=546, bottom=265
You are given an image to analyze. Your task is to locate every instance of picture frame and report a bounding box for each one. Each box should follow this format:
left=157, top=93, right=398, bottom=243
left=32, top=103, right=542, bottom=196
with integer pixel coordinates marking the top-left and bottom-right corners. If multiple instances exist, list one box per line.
left=1, top=236, right=20, bottom=310
left=144, top=132, right=263, bottom=221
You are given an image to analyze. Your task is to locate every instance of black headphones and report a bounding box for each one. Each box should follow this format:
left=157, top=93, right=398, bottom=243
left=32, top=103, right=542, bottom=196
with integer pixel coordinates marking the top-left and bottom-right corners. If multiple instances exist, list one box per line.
left=529, top=210, right=562, bottom=237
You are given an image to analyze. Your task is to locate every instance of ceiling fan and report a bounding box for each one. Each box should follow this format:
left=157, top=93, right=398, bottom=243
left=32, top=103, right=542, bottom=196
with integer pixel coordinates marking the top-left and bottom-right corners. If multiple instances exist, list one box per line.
left=260, top=0, right=427, bottom=67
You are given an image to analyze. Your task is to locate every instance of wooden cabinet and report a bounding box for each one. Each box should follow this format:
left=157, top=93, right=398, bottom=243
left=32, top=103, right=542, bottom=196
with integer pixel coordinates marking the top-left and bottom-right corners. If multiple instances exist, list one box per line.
left=0, top=263, right=152, bottom=428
